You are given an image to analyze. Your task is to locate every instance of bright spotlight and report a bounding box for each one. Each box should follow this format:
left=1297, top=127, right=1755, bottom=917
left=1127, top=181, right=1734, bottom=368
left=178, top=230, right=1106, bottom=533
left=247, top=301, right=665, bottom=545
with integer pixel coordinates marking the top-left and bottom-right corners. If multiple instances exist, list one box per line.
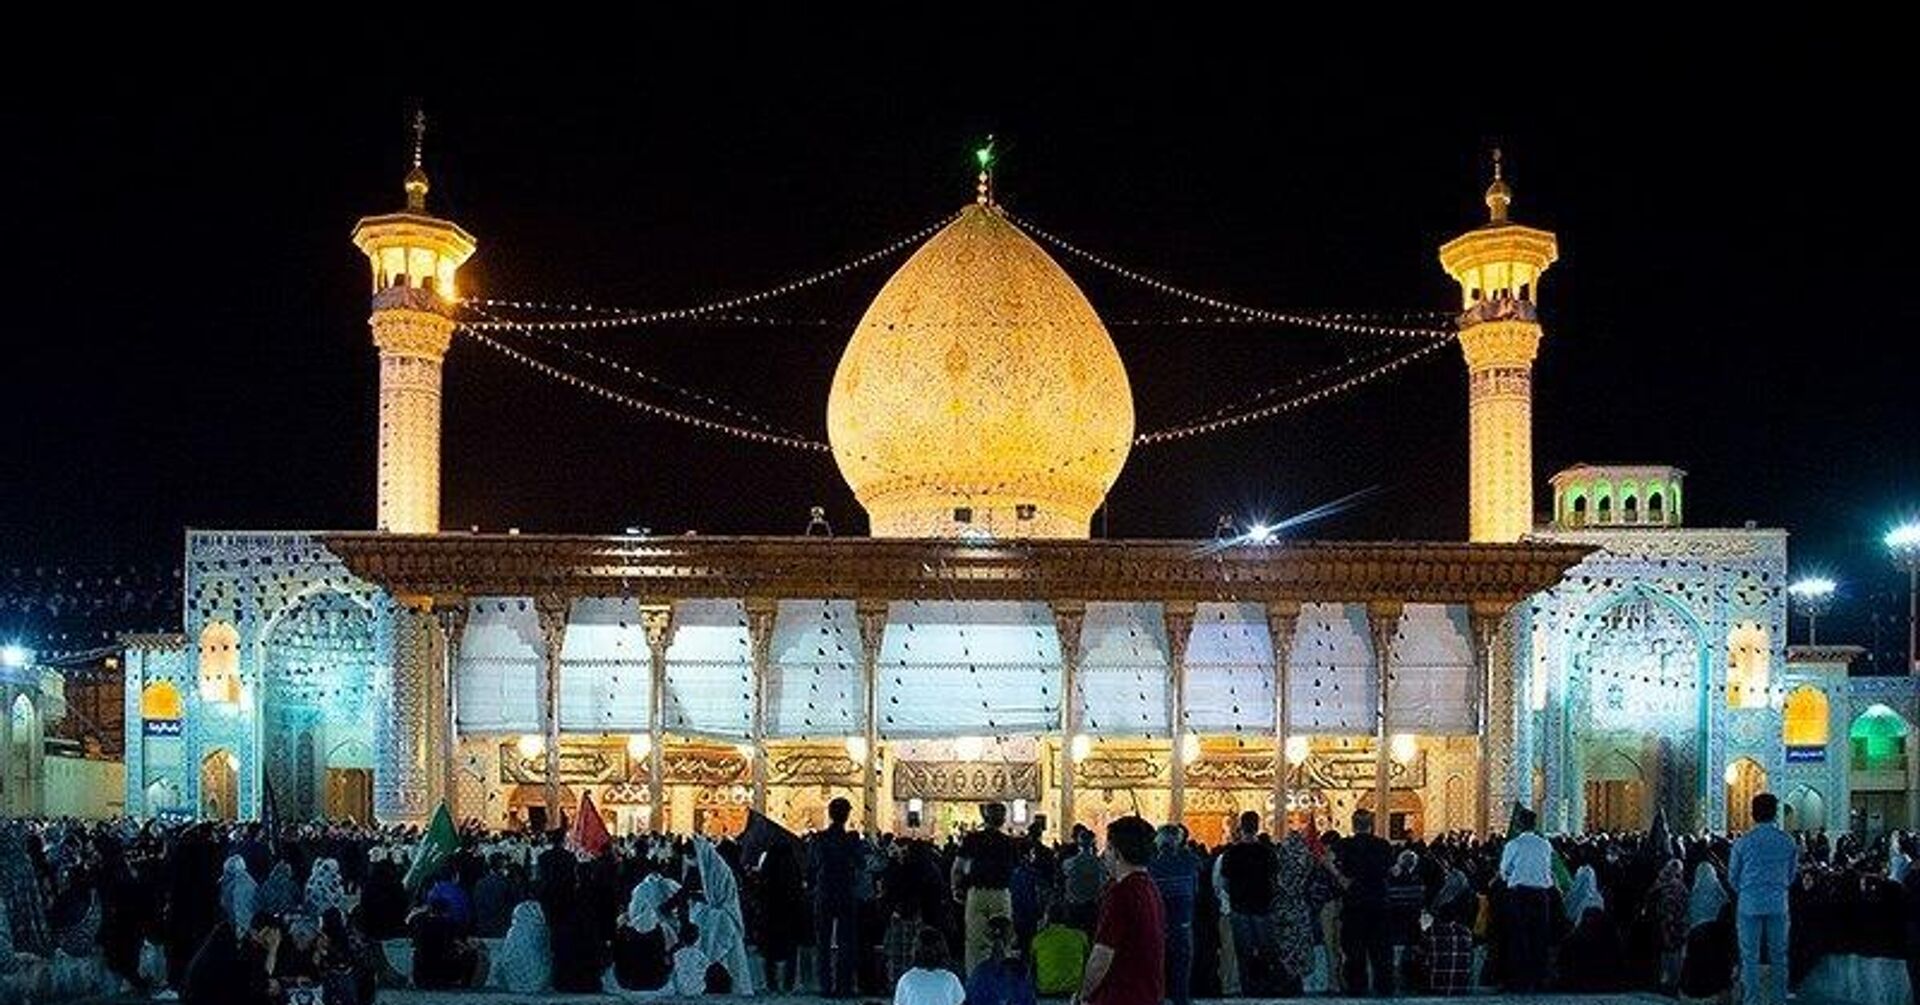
left=1246, top=524, right=1275, bottom=544
left=0, top=644, right=28, bottom=669
left=1787, top=577, right=1836, bottom=600
left=1888, top=522, right=1920, bottom=553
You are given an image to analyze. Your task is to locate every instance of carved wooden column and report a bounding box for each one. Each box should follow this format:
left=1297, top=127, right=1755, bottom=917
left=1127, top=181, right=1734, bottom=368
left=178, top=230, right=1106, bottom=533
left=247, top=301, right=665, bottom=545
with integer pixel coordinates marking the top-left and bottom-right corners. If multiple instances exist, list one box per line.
left=535, top=594, right=570, bottom=824
left=375, top=596, right=436, bottom=826
left=641, top=604, right=675, bottom=832
left=1053, top=600, right=1086, bottom=834
left=745, top=598, right=777, bottom=815
left=856, top=599, right=888, bottom=837
left=435, top=600, right=469, bottom=823
left=1368, top=602, right=1404, bottom=824
left=1469, top=602, right=1509, bottom=836
left=1164, top=602, right=1195, bottom=825
left=1266, top=601, right=1301, bottom=834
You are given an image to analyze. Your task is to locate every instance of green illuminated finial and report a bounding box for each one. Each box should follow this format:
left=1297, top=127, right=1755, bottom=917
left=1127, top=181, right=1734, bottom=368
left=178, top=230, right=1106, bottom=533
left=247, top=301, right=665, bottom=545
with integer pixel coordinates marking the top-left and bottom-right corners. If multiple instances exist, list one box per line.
left=975, top=134, right=996, bottom=206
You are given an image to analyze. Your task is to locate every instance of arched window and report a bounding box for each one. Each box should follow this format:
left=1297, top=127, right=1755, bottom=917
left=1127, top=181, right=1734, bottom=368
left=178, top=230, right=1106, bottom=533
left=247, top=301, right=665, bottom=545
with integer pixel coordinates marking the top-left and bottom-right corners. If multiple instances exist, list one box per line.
left=1596, top=494, right=1613, bottom=524
left=1782, top=687, right=1829, bottom=747
left=1725, top=622, right=1771, bottom=709
left=1570, top=493, right=1589, bottom=527
left=1623, top=494, right=1640, bottom=523
left=198, top=621, right=240, bottom=704
left=140, top=681, right=184, bottom=720
left=1648, top=490, right=1665, bottom=522
left=1851, top=704, right=1910, bottom=772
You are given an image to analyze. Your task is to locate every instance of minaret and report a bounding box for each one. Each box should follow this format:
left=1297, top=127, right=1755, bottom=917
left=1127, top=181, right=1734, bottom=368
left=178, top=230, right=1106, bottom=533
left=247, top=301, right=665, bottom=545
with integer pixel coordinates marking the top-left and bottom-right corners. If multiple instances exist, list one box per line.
left=1438, top=150, right=1559, bottom=542
left=350, top=113, right=476, bottom=533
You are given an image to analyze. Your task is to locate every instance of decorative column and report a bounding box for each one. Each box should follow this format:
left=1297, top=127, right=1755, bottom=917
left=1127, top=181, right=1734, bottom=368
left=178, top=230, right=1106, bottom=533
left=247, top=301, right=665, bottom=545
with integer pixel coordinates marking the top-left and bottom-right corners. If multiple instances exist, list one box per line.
left=435, top=601, right=469, bottom=823
left=0, top=683, right=13, bottom=813
left=1469, top=602, right=1510, bottom=835
left=1053, top=601, right=1087, bottom=834
left=375, top=596, right=437, bottom=826
left=856, top=600, right=888, bottom=837
left=641, top=605, right=675, bottom=832
left=745, top=598, right=778, bottom=815
left=1266, top=602, right=1301, bottom=834
left=1164, top=602, right=1195, bottom=825
left=1368, top=602, right=1404, bottom=824
left=535, top=594, right=570, bottom=824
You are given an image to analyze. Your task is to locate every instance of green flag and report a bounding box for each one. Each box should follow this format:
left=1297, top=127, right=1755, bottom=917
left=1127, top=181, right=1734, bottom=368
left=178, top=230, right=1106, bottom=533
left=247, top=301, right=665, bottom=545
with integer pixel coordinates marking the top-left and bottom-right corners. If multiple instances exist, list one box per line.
left=403, top=803, right=457, bottom=893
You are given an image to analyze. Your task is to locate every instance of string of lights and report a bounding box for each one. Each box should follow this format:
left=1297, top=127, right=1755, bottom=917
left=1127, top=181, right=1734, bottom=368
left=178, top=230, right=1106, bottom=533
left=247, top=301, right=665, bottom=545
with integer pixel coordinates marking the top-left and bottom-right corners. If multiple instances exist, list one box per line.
left=456, top=211, right=962, bottom=332
left=456, top=326, right=833, bottom=452
left=463, top=305, right=811, bottom=440
left=1136, top=337, right=1455, bottom=444
left=1003, top=210, right=1456, bottom=340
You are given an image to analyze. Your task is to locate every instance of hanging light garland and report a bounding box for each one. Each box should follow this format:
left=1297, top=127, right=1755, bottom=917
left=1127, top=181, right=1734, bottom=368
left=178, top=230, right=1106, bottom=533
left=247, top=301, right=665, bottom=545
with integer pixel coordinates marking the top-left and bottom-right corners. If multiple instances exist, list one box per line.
left=1003, top=210, right=1455, bottom=340
left=457, top=211, right=962, bottom=332
left=456, top=326, right=833, bottom=452
left=463, top=304, right=811, bottom=440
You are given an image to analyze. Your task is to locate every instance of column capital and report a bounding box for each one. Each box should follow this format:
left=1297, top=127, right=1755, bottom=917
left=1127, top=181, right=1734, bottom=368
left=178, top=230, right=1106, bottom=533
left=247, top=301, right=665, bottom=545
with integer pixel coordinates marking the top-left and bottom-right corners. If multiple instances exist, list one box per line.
left=744, top=598, right=777, bottom=653
left=534, top=594, right=571, bottom=649
left=855, top=599, right=888, bottom=656
left=1051, top=600, right=1087, bottom=656
left=640, top=603, right=676, bottom=656
left=1163, top=604, right=1195, bottom=662
left=1469, top=601, right=1510, bottom=652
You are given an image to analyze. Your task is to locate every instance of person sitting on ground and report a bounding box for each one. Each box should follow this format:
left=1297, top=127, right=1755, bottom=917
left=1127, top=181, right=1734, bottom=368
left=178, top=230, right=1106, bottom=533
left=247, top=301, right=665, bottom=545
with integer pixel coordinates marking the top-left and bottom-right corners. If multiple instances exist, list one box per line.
left=405, top=893, right=483, bottom=990
left=1031, top=903, right=1092, bottom=995
left=181, top=910, right=283, bottom=1005
left=893, top=925, right=966, bottom=1005
left=966, top=915, right=1037, bottom=1005
left=488, top=900, right=551, bottom=994
left=668, top=919, right=712, bottom=995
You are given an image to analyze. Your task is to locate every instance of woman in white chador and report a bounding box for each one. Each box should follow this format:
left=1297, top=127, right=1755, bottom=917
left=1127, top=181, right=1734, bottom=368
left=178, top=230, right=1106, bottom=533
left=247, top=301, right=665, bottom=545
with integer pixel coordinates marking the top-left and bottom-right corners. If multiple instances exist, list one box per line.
left=691, top=837, right=753, bottom=994
left=490, top=901, right=552, bottom=994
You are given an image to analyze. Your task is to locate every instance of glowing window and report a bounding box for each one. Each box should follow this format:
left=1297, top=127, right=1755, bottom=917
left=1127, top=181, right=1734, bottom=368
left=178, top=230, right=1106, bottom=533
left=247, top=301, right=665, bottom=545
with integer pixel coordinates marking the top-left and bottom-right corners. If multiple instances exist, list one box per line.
left=198, top=621, right=241, bottom=704
left=1851, top=704, right=1910, bottom=772
left=140, top=681, right=184, bottom=720
left=1725, top=622, right=1770, bottom=709
left=1782, top=687, right=1829, bottom=747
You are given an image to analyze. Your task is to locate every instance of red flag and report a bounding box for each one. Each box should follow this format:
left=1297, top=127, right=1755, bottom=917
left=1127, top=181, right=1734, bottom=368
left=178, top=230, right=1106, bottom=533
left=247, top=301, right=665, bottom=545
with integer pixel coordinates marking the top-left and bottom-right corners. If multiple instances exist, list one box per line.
left=569, top=792, right=612, bottom=858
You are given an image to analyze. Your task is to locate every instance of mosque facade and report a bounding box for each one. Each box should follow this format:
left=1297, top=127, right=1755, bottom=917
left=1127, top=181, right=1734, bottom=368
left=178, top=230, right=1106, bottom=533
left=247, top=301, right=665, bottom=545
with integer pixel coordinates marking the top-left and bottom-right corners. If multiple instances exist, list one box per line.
left=113, top=140, right=1917, bottom=841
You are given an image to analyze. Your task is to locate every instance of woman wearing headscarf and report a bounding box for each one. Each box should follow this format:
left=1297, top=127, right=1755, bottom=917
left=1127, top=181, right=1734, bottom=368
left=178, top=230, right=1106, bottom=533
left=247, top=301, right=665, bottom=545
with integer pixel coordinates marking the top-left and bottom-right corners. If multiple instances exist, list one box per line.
left=255, top=862, right=298, bottom=919
left=304, top=858, right=347, bottom=922
left=1556, top=864, right=1623, bottom=992
left=692, top=836, right=755, bottom=994
left=613, top=869, right=679, bottom=991
left=220, top=855, right=259, bottom=933
left=1679, top=862, right=1735, bottom=1002
left=0, top=826, right=52, bottom=959
left=1647, top=858, right=1689, bottom=990
left=1268, top=833, right=1319, bottom=995
left=489, top=900, right=553, bottom=994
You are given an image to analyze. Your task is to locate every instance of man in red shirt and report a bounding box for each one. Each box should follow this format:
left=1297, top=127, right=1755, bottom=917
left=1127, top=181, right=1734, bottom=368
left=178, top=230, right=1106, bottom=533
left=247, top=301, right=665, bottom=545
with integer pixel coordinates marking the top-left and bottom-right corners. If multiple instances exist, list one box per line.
left=1074, top=816, right=1164, bottom=1005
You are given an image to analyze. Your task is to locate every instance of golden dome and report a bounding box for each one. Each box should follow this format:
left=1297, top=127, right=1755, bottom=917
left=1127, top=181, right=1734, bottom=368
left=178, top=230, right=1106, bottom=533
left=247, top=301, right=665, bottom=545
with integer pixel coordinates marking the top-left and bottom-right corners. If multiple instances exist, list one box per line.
left=827, top=203, right=1134, bottom=538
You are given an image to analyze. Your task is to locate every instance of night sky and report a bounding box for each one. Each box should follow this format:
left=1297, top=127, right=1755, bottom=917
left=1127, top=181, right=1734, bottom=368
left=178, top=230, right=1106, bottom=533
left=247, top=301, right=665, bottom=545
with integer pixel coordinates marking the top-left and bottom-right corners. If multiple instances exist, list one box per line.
left=5, top=39, right=1916, bottom=664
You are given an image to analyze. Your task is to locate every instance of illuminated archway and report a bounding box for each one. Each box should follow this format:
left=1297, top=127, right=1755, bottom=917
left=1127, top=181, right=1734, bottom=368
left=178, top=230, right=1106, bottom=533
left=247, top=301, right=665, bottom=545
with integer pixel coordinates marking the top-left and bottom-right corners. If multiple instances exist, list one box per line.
left=1724, top=757, right=1768, bottom=831
left=1782, top=783, right=1825, bottom=832
left=1782, top=686, right=1829, bottom=748
left=200, top=748, right=240, bottom=821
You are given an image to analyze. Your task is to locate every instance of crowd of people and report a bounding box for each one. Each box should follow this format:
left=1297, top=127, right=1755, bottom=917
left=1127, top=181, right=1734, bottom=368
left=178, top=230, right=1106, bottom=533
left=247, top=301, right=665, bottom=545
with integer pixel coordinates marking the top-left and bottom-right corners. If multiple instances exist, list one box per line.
left=2, top=792, right=1919, bottom=1004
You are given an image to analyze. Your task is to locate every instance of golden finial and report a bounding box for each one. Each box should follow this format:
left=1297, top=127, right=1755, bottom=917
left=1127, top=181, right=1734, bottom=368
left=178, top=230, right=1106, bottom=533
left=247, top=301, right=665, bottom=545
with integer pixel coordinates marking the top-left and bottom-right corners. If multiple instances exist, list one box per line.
left=974, top=135, right=996, bottom=207
left=404, top=109, right=430, bottom=211
left=1484, top=146, right=1512, bottom=224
